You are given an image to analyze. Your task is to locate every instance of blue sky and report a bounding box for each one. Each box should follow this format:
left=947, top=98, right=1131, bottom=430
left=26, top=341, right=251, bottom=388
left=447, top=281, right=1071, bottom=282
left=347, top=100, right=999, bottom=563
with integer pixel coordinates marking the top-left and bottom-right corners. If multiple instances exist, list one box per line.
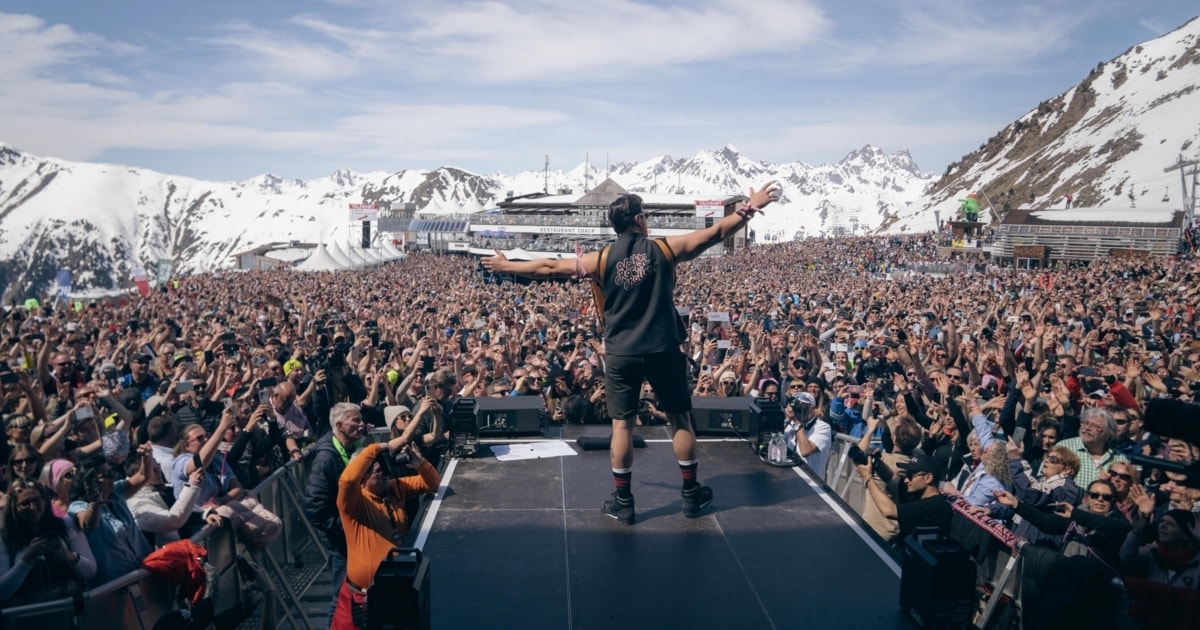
left=0, top=1, right=1196, bottom=181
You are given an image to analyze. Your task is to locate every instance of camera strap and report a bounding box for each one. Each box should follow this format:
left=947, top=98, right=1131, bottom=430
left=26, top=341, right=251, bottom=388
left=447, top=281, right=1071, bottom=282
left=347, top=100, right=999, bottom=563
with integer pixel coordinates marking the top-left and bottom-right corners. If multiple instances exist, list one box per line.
left=381, top=493, right=403, bottom=545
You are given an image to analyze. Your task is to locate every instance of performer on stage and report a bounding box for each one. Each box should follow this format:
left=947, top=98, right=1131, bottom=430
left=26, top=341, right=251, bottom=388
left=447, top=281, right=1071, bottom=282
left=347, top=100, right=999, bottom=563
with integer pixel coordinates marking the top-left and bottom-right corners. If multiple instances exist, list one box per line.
left=482, top=181, right=782, bottom=524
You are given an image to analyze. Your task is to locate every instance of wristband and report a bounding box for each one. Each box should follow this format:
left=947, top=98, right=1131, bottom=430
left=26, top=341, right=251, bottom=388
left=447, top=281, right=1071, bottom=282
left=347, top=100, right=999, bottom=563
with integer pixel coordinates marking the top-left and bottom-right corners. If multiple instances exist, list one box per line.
left=735, top=202, right=761, bottom=220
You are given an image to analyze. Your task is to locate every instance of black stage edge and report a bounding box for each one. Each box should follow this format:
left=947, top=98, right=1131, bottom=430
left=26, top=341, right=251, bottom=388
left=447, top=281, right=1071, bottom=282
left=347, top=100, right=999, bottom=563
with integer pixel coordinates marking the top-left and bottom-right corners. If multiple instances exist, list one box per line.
left=418, top=424, right=914, bottom=629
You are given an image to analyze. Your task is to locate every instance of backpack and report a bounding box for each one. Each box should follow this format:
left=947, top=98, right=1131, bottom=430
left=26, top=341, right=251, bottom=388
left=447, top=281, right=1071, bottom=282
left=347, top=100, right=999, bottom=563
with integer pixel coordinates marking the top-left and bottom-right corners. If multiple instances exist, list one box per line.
left=590, top=238, right=677, bottom=333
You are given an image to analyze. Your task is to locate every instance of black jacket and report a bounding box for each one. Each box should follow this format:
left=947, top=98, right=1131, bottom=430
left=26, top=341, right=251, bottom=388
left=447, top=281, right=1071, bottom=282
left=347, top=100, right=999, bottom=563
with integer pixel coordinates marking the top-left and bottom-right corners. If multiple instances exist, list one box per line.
left=304, top=432, right=349, bottom=554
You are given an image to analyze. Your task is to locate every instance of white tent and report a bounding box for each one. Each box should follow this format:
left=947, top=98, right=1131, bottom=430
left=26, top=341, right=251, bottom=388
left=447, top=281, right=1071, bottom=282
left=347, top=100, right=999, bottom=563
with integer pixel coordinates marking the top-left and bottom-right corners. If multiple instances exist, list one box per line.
left=326, top=241, right=357, bottom=268
left=419, top=197, right=445, bottom=215
left=462, top=197, right=486, bottom=214
left=381, top=240, right=405, bottom=261
left=294, top=244, right=349, bottom=271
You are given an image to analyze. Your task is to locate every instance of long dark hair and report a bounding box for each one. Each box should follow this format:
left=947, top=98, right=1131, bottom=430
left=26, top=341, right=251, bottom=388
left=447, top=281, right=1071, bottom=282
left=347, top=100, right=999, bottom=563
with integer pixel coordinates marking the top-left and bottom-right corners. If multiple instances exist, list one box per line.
left=5, top=443, right=43, bottom=483
left=2, top=479, right=67, bottom=557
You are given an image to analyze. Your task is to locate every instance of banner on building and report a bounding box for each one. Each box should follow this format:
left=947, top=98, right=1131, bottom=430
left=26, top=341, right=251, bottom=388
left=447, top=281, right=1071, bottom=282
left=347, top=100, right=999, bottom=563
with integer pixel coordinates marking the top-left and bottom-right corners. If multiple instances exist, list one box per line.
left=694, top=200, right=725, bottom=218
left=349, top=203, right=379, bottom=222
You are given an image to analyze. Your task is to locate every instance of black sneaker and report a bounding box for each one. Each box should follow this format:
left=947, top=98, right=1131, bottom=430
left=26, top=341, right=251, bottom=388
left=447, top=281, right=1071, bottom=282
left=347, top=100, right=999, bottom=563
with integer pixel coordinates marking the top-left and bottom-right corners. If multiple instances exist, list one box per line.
left=602, top=492, right=635, bottom=525
left=681, top=485, right=713, bottom=518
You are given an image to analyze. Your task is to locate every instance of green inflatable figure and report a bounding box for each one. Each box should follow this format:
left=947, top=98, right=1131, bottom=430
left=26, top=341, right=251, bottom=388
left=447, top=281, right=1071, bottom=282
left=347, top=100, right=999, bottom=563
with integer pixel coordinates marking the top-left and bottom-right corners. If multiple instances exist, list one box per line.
left=958, top=193, right=980, bottom=222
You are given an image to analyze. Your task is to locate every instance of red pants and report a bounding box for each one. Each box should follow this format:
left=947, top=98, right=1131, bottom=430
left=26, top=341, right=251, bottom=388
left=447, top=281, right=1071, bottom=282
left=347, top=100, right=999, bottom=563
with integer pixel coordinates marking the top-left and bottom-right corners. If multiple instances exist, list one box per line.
left=331, top=580, right=367, bottom=629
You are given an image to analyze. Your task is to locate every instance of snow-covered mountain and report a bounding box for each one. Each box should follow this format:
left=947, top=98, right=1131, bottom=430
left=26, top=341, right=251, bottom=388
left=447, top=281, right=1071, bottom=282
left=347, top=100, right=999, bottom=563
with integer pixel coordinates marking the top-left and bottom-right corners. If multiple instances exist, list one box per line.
left=4, top=17, right=1199, bottom=296
left=887, top=16, right=1200, bottom=233
left=0, top=142, right=931, bottom=296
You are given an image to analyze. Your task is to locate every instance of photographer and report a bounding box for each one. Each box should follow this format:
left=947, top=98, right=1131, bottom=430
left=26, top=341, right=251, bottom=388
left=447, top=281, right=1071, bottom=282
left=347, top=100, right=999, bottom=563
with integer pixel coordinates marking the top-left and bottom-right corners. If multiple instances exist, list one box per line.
left=334, top=438, right=441, bottom=629
left=68, top=450, right=155, bottom=584
left=856, top=451, right=952, bottom=540
left=782, top=392, right=831, bottom=481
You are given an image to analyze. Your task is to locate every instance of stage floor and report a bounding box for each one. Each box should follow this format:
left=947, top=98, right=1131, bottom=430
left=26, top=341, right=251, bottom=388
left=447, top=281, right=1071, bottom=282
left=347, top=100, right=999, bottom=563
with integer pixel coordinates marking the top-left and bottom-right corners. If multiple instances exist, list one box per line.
left=414, top=424, right=914, bottom=629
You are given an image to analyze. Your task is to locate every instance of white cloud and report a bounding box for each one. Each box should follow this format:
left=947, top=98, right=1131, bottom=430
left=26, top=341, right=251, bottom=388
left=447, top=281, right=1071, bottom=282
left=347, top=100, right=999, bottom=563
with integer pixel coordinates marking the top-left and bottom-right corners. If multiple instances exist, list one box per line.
left=0, top=13, right=137, bottom=80
left=200, top=20, right=360, bottom=83
left=821, top=3, right=1098, bottom=73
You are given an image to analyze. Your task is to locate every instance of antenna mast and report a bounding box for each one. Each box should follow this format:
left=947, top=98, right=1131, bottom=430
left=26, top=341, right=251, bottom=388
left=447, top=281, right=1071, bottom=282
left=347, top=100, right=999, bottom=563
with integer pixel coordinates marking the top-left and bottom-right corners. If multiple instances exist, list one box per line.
left=543, top=154, right=549, bottom=194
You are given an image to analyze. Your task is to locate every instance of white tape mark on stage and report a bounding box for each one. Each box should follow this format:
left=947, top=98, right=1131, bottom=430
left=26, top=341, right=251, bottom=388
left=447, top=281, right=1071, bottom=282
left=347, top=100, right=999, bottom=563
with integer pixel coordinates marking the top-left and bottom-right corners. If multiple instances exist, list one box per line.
left=413, top=457, right=458, bottom=551
left=789, top=463, right=901, bottom=577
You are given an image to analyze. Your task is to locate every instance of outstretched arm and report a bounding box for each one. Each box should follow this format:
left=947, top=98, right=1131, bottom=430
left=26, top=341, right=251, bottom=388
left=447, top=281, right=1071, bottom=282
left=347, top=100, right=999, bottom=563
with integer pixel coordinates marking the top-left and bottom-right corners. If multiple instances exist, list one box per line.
left=481, top=250, right=599, bottom=281
left=666, top=181, right=781, bottom=262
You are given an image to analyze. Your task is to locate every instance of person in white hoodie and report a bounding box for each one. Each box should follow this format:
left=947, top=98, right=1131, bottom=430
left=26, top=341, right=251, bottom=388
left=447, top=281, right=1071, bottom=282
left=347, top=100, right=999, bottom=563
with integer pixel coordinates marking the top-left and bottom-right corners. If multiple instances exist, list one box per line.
left=126, top=454, right=219, bottom=547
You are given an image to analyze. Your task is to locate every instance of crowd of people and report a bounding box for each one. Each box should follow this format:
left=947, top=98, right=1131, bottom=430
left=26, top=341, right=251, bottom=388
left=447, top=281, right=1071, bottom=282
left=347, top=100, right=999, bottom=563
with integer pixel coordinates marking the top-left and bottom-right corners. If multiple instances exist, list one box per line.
left=1, top=226, right=1199, bottom=627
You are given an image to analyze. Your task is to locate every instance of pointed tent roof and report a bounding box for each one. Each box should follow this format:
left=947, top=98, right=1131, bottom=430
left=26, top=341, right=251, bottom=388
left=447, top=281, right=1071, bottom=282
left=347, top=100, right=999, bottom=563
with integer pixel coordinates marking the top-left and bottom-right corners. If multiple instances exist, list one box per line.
left=295, top=244, right=349, bottom=271
left=326, top=241, right=356, bottom=268
left=420, top=197, right=445, bottom=215
left=462, top=197, right=486, bottom=213
left=573, top=178, right=629, bottom=206
left=381, top=240, right=405, bottom=260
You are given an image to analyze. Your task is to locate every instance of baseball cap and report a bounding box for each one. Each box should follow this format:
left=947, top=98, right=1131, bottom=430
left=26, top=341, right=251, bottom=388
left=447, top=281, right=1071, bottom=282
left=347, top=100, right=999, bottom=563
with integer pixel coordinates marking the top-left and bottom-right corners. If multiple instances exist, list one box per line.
left=386, top=370, right=401, bottom=387
left=789, top=392, right=816, bottom=407
left=283, top=359, right=304, bottom=376
left=383, top=405, right=412, bottom=430
left=719, top=371, right=738, bottom=383
left=897, top=452, right=944, bottom=478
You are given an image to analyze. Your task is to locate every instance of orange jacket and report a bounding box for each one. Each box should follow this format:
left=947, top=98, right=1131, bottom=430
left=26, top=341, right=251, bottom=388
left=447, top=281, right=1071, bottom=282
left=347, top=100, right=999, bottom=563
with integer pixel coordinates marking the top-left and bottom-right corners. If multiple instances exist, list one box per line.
left=337, top=443, right=440, bottom=588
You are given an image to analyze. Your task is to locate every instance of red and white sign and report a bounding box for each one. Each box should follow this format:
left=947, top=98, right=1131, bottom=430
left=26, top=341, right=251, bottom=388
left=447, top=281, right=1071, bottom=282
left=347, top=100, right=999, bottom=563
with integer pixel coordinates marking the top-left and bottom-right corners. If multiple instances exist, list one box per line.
left=349, top=203, right=378, bottom=221
left=694, top=200, right=725, bottom=218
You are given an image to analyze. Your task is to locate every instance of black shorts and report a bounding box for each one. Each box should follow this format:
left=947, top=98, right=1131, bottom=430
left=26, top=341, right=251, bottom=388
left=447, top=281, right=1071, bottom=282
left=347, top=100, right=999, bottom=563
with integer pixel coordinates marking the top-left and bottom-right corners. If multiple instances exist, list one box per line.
left=604, top=350, right=693, bottom=420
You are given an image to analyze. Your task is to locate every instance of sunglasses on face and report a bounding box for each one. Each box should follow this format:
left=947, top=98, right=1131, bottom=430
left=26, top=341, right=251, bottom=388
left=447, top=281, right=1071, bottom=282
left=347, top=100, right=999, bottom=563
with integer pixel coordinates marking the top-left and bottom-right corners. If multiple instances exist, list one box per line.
left=7, top=423, right=32, bottom=430
left=12, top=458, right=36, bottom=466
left=1087, top=491, right=1114, bottom=501
left=1044, top=455, right=1062, bottom=465
left=1109, top=472, right=1133, bottom=482
left=946, top=374, right=962, bottom=381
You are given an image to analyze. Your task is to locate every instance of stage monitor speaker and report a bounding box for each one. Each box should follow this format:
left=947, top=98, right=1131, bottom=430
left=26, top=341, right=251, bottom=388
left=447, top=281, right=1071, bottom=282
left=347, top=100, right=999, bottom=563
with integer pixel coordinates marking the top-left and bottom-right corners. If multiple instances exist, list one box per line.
left=450, top=398, right=480, bottom=457
left=691, top=396, right=753, bottom=436
left=471, top=396, right=546, bottom=437
left=748, top=397, right=786, bottom=455
left=900, top=528, right=975, bottom=628
left=361, top=221, right=371, bottom=249
left=367, top=547, right=430, bottom=629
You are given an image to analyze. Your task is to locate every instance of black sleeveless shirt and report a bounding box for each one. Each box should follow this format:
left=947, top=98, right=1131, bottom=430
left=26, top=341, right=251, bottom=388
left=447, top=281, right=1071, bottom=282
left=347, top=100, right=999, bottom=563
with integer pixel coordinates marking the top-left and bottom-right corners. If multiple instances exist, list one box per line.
left=600, top=234, right=685, bottom=356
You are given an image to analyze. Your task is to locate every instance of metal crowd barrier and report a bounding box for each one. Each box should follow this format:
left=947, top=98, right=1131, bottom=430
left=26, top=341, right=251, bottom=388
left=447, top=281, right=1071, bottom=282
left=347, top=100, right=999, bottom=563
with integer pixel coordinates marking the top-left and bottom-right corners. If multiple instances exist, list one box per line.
left=823, top=433, right=1027, bottom=628
left=1, top=450, right=329, bottom=629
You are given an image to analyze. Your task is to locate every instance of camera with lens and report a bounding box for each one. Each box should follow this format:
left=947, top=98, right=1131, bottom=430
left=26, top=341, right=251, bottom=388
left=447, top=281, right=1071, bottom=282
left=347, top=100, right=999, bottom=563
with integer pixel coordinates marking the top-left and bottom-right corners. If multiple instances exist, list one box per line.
left=847, top=444, right=890, bottom=482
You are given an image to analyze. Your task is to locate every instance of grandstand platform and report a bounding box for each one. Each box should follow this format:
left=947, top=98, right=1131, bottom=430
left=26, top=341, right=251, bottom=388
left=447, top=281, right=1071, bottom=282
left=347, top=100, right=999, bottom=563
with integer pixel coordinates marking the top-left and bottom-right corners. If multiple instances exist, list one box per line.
left=403, top=424, right=912, bottom=630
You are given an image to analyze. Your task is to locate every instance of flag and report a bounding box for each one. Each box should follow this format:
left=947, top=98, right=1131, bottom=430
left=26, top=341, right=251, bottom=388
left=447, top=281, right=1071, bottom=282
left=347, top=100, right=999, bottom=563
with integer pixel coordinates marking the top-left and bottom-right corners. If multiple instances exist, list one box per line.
left=155, top=258, right=173, bottom=288
left=56, top=269, right=71, bottom=302
left=131, top=263, right=151, bottom=297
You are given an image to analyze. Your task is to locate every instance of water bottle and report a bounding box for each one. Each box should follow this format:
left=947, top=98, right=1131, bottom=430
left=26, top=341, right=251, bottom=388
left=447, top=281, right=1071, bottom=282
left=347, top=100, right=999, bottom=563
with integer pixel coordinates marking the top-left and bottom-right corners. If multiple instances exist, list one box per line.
left=768, top=432, right=787, bottom=465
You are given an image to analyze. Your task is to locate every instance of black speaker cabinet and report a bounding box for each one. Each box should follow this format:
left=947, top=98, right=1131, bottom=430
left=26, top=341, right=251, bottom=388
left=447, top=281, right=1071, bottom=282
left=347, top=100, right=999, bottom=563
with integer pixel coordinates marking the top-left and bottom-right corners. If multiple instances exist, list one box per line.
left=471, top=396, right=546, bottom=437
left=691, top=396, right=753, bottom=436
left=367, top=547, right=430, bottom=629
left=900, top=528, right=975, bottom=628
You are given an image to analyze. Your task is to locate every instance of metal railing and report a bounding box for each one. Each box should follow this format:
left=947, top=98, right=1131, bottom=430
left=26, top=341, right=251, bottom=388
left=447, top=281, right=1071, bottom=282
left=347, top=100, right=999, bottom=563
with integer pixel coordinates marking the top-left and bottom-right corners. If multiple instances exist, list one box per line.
left=1, top=450, right=329, bottom=629
left=823, top=433, right=1025, bottom=628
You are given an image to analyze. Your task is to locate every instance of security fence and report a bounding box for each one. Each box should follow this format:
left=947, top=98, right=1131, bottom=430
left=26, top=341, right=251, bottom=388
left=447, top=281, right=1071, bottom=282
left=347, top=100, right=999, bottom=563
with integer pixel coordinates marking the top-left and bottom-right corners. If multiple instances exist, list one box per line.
left=1, top=450, right=330, bottom=629
left=822, top=433, right=1023, bottom=628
